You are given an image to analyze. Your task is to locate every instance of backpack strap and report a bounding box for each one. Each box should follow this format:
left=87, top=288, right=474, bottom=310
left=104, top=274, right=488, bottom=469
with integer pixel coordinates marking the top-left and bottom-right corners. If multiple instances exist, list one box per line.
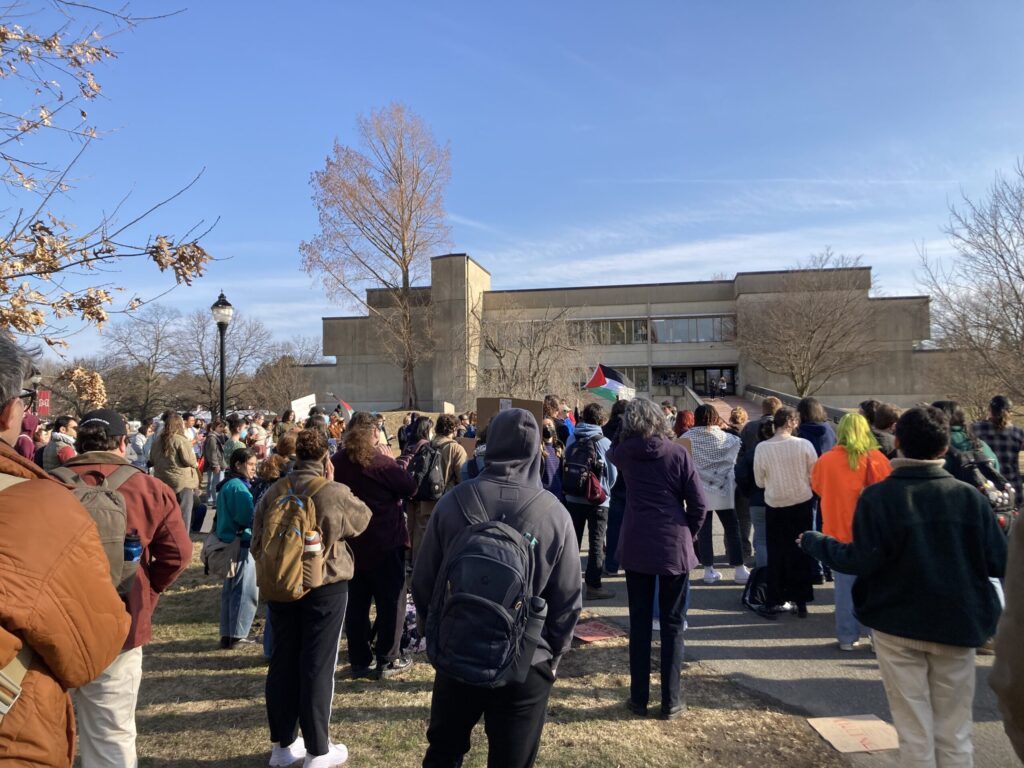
left=454, top=481, right=549, bottom=541
left=105, top=465, right=141, bottom=491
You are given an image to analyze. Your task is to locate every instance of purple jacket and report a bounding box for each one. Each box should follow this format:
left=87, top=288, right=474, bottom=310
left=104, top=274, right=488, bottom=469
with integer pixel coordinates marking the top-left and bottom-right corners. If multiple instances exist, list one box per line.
left=332, top=449, right=417, bottom=571
left=607, top=436, right=707, bottom=575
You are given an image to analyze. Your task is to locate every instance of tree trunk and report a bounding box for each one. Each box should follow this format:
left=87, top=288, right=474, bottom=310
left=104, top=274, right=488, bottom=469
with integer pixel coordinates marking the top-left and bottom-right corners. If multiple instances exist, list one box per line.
left=402, top=361, right=418, bottom=409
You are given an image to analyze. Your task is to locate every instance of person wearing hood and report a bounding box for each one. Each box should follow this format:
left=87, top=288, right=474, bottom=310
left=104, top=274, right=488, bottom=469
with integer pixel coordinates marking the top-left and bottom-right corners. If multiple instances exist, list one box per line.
left=412, top=408, right=581, bottom=768
left=14, top=411, right=37, bottom=460
left=607, top=397, right=707, bottom=719
left=215, top=447, right=260, bottom=649
left=564, top=402, right=618, bottom=600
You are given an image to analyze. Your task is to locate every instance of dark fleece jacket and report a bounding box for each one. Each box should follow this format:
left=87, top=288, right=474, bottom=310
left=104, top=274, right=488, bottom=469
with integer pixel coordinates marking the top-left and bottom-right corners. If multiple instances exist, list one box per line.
left=411, top=408, right=582, bottom=669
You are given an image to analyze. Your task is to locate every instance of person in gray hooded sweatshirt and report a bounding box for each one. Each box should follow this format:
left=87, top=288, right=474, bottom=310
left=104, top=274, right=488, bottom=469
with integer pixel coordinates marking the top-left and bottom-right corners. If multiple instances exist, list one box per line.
left=413, top=408, right=582, bottom=768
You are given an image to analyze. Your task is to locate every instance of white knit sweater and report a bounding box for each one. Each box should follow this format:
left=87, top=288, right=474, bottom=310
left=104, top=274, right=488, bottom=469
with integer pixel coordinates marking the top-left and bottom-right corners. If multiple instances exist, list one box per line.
left=753, top=433, right=817, bottom=508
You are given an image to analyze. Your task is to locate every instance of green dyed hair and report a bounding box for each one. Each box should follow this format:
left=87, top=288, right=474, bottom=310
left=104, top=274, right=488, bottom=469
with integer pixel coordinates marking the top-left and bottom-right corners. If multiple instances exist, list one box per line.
left=836, top=413, right=879, bottom=470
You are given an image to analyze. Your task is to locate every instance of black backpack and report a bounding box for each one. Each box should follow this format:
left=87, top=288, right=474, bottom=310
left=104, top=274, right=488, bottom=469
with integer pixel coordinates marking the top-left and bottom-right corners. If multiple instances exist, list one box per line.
left=410, top=443, right=446, bottom=502
left=425, top=483, right=549, bottom=688
left=947, top=446, right=1018, bottom=533
left=561, top=435, right=605, bottom=499
left=741, top=565, right=770, bottom=614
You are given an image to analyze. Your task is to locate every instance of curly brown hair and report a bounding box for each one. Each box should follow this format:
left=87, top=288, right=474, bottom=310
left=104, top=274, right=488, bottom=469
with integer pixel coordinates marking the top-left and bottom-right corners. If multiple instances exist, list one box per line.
left=294, top=428, right=328, bottom=461
left=435, top=413, right=458, bottom=436
left=343, top=425, right=378, bottom=468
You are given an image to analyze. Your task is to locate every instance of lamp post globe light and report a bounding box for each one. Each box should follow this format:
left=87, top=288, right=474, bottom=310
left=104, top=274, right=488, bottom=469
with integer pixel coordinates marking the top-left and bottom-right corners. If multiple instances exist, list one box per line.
left=210, top=292, right=234, bottom=420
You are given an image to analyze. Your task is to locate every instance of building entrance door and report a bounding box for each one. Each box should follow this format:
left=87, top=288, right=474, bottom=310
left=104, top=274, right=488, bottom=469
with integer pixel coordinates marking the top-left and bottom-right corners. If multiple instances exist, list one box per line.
left=703, top=367, right=735, bottom=397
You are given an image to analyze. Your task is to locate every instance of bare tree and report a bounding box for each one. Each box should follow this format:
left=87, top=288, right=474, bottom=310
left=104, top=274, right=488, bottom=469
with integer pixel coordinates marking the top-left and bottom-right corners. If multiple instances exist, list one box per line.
left=736, top=249, right=879, bottom=397
left=920, top=161, right=1024, bottom=405
left=470, top=300, right=595, bottom=401
left=301, top=103, right=451, bottom=409
left=0, top=3, right=213, bottom=346
left=171, top=310, right=273, bottom=418
left=247, top=337, right=322, bottom=412
left=102, top=304, right=181, bottom=420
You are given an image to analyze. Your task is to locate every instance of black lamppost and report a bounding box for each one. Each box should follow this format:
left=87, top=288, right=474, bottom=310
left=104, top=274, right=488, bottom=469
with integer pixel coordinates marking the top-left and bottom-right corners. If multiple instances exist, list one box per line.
left=29, top=367, right=41, bottom=414
left=210, top=292, right=234, bottom=420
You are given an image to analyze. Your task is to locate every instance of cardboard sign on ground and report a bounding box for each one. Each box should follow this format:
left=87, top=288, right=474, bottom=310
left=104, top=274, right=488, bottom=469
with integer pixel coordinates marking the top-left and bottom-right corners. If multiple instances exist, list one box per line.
left=573, top=620, right=627, bottom=643
left=456, top=437, right=477, bottom=455
left=475, top=397, right=545, bottom=432
left=807, top=715, right=899, bottom=753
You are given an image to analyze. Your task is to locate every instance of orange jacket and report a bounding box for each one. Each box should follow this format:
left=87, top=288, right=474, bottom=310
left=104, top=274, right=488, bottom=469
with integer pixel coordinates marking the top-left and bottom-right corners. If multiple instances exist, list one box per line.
left=0, top=442, right=130, bottom=767
left=811, top=446, right=892, bottom=544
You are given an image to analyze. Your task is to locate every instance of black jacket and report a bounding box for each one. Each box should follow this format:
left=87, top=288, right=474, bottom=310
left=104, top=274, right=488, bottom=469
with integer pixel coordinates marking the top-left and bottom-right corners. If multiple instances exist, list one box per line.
left=412, top=408, right=582, bottom=669
left=801, top=461, right=1006, bottom=647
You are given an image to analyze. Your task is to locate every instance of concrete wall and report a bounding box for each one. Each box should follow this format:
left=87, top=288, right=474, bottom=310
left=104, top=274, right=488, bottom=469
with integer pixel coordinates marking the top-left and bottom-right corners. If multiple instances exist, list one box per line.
left=317, top=259, right=935, bottom=411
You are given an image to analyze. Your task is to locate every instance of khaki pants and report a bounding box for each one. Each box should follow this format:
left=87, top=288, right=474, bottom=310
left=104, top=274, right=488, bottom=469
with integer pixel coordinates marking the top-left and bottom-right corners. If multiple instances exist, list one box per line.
left=873, top=631, right=975, bottom=768
left=72, top=646, right=143, bottom=768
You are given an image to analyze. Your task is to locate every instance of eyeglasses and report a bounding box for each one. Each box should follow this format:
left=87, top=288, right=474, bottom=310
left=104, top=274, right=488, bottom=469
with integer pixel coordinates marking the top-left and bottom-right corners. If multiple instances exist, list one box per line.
left=16, top=388, right=33, bottom=405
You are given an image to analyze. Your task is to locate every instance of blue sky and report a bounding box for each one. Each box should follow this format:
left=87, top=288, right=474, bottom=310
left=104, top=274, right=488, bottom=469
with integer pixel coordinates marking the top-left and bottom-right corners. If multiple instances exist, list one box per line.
left=30, top=0, right=1024, bottom=356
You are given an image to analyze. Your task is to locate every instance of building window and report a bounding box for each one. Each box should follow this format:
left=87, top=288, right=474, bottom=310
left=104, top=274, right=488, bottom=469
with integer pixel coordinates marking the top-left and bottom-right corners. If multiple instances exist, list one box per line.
left=651, top=315, right=736, bottom=344
left=617, top=365, right=649, bottom=391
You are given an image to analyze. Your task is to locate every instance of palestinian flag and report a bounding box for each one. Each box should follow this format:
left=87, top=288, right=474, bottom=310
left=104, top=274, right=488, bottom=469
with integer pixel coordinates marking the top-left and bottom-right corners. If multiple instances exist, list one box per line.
left=328, top=393, right=354, bottom=421
left=584, top=364, right=635, bottom=402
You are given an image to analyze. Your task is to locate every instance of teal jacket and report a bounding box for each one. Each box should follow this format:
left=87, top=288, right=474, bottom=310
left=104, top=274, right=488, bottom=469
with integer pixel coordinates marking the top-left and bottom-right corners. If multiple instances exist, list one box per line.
left=216, top=476, right=254, bottom=545
left=801, top=461, right=1006, bottom=648
left=944, top=426, right=999, bottom=471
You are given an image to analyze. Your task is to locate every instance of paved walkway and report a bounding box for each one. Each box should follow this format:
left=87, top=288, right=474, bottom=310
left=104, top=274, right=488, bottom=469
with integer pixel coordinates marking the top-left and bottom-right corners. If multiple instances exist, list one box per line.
left=580, top=518, right=1018, bottom=767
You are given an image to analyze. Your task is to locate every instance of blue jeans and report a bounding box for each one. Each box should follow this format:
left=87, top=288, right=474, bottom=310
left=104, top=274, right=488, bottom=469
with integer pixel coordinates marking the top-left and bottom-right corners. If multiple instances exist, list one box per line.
left=206, top=469, right=223, bottom=505
left=625, top=571, right=689, bottom=710
left=220, top=546, right=258, bottom=639
left=832, top=570, right=864, bottom=644
left=750, top=505, right=767, bottom=569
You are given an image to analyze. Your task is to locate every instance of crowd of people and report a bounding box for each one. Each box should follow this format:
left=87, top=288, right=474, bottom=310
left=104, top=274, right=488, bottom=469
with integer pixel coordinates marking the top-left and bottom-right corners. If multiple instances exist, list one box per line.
left=1, top=327, right=1022, bottom=768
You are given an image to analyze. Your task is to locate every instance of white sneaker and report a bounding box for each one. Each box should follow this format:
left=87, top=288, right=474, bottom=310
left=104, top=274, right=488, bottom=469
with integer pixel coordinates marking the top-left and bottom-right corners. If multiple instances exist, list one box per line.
left=733, top=565, right=751, bottom=584
left=303, top=743, right=348, bottom=768
left=652, top=618, right=661, bottom=632
left=703, top=566, right=722, bottom=585
left=270, top=737, right=306, bottom=767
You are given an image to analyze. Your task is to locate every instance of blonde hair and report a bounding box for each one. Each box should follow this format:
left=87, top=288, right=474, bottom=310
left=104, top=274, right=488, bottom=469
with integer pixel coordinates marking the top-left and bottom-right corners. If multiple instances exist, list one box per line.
left=729, top=407, right=748, bottom=428
left=836, top=413, right=879, bottom=470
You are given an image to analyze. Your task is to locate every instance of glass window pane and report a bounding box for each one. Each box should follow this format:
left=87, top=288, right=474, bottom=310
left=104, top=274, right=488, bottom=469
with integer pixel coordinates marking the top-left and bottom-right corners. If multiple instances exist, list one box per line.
left=651, top=319, right=662, bottom=343
left=697, top=318, right=713, bottom=342
left=722, top=316, right=736, bottom=341
left=713, top=317, right=722, bottom=341
left=610, top=320, right=626, bottom=345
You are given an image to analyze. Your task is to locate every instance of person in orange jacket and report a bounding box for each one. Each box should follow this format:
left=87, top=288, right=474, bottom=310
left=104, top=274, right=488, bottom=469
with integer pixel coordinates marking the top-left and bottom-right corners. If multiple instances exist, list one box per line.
left=0, top=335, right=130, bottom=766
left=811, top=413, right=892, bottom=650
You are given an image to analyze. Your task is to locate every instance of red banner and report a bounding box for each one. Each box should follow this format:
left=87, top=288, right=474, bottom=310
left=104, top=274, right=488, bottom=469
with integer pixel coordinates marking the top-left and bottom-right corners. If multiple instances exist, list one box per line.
left=36, top=389, right=51, bottom=417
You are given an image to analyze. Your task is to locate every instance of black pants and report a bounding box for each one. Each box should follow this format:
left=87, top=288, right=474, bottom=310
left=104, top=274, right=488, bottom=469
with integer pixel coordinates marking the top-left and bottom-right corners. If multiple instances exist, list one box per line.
left=624, top=571, right=688, bottom=711
left=345, top=547, right=406, bottom=667
left=765, top=501, right=816, bottom=606
left=423, top=662, right=555, bottom=768
left=734, top=489, right=753, bottom=561
left=696, top=508, right=744, bottom=567
left=565, top=501, right=608, bottom=588
left=266, top=582, right=348, bottom=756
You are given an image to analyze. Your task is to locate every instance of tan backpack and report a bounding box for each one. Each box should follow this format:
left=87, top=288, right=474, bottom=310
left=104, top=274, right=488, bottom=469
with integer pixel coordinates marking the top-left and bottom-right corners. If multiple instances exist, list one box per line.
left=254, top=477, right=330, bottom=602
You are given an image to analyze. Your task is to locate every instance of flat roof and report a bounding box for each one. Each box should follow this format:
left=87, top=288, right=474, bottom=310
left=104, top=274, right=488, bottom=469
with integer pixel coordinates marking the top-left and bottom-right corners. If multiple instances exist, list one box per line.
left=431, top=252, right=491, bottom=276
left=486, top=278, right=734, bottom=296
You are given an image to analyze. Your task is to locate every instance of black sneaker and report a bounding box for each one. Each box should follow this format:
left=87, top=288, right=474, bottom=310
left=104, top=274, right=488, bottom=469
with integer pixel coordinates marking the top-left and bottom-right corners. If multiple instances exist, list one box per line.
left=378, top=656, right=414, bottom=679
left=660, top=702, right=687, bottom=720
left=351, top=662, right=378, bottom=680
left=626, top=699, right=648, bottom=717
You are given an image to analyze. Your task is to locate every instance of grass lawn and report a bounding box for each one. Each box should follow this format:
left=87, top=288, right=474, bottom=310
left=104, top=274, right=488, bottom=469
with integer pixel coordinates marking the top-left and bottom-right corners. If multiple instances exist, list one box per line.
left=133, top=544, right=847, bottom=767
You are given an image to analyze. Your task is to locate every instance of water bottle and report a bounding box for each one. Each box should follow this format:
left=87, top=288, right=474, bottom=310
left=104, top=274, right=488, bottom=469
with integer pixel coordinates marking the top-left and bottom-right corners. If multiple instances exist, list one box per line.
left=123, top=530, right=142, bottom=563
left=302, top=531, right=324, bottom=589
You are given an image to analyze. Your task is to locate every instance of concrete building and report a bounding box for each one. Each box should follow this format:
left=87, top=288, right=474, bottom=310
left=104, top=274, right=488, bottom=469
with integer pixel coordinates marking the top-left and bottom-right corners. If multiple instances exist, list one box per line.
left=307, top=253, right=937, bottom=412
